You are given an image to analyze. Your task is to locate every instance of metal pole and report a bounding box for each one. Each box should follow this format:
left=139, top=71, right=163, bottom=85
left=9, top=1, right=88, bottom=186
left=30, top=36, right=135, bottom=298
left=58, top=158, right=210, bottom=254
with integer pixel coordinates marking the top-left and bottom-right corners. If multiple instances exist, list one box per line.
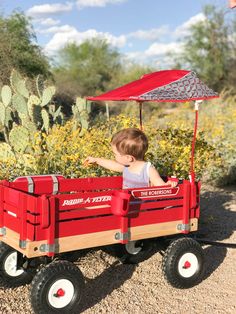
left=139, top=102, right=143, bottom=130
left=105, top=102, right=110, bottom=121
left=190, top=100, right=202, bottom=182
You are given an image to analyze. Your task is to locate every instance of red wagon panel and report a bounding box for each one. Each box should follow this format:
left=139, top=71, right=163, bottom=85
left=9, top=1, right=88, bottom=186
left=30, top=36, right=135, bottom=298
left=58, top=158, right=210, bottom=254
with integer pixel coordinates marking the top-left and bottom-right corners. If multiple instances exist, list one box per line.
left=0, top=175, right=200, bottom=258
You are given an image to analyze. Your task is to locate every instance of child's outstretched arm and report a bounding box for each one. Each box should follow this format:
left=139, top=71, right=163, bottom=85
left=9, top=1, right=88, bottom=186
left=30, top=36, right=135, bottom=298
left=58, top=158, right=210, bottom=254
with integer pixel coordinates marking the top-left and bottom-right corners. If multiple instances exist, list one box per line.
left=149, top=166, right=177, bottom=187
left=84, top=157, right=124, bottom=172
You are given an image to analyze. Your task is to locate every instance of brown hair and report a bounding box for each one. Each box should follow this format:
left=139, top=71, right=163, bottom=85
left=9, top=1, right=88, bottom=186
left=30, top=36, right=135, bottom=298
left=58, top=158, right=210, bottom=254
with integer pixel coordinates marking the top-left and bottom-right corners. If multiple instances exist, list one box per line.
left=111, top=128, right=148, bottom=160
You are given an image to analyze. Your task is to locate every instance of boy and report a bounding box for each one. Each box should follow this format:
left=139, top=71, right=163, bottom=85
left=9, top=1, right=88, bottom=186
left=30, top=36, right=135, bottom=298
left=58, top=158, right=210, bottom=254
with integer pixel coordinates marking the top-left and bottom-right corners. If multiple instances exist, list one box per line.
left=85, top=128, right=177, bottom=188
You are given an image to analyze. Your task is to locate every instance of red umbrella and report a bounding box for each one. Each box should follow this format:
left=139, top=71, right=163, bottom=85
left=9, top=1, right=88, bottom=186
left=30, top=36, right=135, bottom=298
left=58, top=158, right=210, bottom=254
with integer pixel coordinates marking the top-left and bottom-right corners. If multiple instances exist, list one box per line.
left=87, top=70, right=218, bottom=181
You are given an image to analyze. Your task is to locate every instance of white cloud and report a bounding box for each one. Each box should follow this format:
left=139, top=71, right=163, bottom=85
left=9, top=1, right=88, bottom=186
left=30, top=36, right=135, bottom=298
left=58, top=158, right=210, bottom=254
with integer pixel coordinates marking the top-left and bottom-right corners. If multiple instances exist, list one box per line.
left=124, top=42, right=184, bottom=68
left=128, top=26, right=169, bottom=41
left=39, top=18, right=61, bottom=26
left=38, top=25, right=75, bottom=34
left=44, top=26, right=126, bottom=55
left=174, top=13, right=206, bottom=38
left=26, top=2, right=73, bottom=18
left=76, top=0, right=127, bottom=9
left=145, top=42, right=183, bottom=57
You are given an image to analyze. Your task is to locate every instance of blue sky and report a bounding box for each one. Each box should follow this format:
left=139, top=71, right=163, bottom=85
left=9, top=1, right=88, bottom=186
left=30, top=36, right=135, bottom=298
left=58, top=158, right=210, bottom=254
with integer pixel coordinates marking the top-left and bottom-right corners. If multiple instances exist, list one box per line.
left=1, top=0, right=232, bottom=67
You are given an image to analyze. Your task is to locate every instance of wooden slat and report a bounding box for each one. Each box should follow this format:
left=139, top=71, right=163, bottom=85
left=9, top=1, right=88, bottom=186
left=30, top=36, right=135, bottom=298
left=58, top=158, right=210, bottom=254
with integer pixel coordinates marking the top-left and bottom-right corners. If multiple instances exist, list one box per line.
left=130, top=218, right=198, bottom=241
left=0, top=218, right=198, bottom=258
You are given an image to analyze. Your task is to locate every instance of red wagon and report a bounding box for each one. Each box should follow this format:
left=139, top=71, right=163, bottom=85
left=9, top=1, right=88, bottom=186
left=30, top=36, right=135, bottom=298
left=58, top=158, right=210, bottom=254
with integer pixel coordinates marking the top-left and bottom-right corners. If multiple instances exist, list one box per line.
left=0, top=70, right=218, bottom=313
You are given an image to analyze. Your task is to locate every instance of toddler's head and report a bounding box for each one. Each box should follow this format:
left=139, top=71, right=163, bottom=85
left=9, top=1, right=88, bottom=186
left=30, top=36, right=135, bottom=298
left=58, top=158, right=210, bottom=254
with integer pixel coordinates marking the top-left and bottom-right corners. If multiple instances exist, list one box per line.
left=111, top=128, right=148, bottom=162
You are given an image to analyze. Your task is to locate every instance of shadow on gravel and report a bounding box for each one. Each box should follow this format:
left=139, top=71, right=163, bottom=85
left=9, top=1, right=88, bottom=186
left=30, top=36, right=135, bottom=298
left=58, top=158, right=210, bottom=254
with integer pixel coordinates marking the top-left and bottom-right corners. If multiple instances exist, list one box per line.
left=199, top=187, right=236, bottom=242
left=198, top=186, right=235, bottom=279
left=79, top=261, right=136, bottom=313
left=78, top=244, right=160, bottom=313
left=202, top=245, right=227, bottom=281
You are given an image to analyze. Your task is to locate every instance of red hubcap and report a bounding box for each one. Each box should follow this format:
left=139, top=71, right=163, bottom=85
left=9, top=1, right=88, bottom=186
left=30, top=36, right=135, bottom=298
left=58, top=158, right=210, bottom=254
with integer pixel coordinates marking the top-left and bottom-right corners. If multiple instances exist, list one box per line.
left=55, top=288, right=65, bottom=297
left=183, top=261, right=191, bottom=269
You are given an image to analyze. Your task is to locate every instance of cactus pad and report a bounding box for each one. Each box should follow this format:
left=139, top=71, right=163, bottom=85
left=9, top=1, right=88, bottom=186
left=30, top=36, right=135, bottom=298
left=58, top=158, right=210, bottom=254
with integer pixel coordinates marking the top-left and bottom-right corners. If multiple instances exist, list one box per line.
left=0, top=102, right=5, bottom=125
left=5, top=107, right=13, bottom=127
left=36, top=74, right=45, bottom=98
left=10, top=69, right=29, bottom=98
left=41, top=108, right=50, bottom=133
left=40, top=86, right=56, bottom=107
left=27, top=95, right=40, bottom=119
left=1, top=85, right=12, bottom=107
left=76, top=97, right=87, bottom=112
left=12, top=94, right=28, bottom=115
left=9, top=125, right=30, bottom=153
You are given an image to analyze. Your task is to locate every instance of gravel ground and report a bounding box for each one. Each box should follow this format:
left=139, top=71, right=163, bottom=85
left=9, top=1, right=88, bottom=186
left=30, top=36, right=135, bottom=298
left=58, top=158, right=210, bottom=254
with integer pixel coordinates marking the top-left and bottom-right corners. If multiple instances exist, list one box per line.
left=0, top=185, right=235, bottom=314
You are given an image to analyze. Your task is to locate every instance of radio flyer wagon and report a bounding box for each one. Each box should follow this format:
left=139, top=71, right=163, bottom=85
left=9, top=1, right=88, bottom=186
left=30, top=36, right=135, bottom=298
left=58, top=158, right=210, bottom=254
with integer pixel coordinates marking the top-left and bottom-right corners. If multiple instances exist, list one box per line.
left=0, top=70, right=218, bottom=314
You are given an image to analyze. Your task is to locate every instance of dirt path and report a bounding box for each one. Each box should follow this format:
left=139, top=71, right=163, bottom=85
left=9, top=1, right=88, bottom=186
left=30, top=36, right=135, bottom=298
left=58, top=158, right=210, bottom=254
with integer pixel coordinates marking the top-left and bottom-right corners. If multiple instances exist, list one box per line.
left=0, top=185, right=235, bottom=313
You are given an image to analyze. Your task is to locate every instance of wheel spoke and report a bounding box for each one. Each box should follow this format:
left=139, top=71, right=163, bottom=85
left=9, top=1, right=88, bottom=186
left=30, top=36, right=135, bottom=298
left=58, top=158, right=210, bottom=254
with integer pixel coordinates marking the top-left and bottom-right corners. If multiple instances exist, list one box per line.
left=4, top=252, right=24, bottom=277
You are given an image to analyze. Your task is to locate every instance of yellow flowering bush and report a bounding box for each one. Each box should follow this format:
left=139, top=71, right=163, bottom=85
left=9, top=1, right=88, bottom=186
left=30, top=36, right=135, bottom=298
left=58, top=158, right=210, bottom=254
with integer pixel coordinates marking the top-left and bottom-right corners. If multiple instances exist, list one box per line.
left=154, top=90, right=236, bottom=184
left=0, top=114, right=219, bottom=182
left=0, top=112, right=225, bottom=183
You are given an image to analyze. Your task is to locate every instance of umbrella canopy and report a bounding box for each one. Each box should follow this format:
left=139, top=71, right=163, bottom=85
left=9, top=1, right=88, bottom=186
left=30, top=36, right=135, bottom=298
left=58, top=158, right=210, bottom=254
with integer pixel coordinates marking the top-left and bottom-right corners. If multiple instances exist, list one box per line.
left=87, top=70, right=218, bottom=103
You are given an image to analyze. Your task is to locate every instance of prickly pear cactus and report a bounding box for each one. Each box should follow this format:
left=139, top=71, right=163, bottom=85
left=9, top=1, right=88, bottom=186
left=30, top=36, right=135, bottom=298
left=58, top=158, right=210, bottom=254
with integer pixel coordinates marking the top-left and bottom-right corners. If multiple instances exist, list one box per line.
left=1, top=85, right=12, bottom=107
left=0, top=143, right=15, bottom=159
left=76, top=97, right=91, bottom=114
left=76, top=97, right=87, bottom=112
left=72, top=97, right=90, bottom=134
left=36, top=74, right=45, bottom=98
left=86, top=100, right=91, bottom=114
left=41, top=108, right=50, bottom=133
left=40, top=86, right=56, bottom=107
left=10, top=69, right=29, bottom=98
left=9, top=126, right=30, bottom=153
left=0, top=102, right=5, bottom=125
left=27, top=95, right=41, bottom=119
left=21, top=118, right=37, bottom=136
left=12, top=94, right=28, bottom=115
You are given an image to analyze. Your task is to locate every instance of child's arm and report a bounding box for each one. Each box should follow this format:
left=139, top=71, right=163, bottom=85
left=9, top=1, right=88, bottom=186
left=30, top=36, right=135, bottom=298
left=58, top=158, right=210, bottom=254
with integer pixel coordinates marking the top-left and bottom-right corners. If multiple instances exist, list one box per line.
left=84, top=157, right=124, bottom=172
left=149, top=166, right=177, bottom=187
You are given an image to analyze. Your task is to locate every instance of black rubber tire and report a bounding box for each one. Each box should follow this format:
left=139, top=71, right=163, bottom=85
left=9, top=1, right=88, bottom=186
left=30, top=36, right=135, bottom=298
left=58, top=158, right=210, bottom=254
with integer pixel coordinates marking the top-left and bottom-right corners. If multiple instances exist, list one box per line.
left=162, top=237, right=205, bottom=289
left=0, top=241, right=34, bottom=288
left=113, top=240, right=151, bottom=264
left=30, top=260, right=84, bottom=314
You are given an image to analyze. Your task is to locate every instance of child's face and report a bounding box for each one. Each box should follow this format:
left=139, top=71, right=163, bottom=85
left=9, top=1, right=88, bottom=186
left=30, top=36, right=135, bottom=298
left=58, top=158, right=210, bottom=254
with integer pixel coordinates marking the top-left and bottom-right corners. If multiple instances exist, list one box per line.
left=111, top=145, right=134, bottom=165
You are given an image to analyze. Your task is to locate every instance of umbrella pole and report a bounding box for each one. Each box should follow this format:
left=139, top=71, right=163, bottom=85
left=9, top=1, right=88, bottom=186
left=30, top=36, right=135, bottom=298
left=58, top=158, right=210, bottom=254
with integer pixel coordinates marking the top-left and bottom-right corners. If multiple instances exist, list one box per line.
left=190, top=100, right=202, bottom=182
left=139, top=102, right=143, bottom=130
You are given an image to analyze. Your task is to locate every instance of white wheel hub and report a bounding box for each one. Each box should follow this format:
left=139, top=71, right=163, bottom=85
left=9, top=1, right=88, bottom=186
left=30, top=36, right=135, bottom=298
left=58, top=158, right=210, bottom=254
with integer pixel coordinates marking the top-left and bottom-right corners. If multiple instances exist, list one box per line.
left=178, top=252, right=199, bottom=278
left=48, top=279, right=75, bottom=309
left=4, top=252, right=24, bottom=277
left=125, top=241, right=142, bottom=255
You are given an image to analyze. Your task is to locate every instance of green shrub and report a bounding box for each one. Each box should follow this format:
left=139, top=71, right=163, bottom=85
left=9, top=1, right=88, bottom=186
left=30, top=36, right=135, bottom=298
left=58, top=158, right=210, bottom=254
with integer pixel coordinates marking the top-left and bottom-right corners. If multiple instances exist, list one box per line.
left=0, top=115, right=221, bottom=182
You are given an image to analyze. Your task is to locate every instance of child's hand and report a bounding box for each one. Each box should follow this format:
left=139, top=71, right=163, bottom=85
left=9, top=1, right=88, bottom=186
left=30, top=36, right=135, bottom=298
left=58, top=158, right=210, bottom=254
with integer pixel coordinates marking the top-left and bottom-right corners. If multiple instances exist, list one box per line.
left=166, top=179, right=178, bottom=187
left=83, top=156, right=97, bottom=166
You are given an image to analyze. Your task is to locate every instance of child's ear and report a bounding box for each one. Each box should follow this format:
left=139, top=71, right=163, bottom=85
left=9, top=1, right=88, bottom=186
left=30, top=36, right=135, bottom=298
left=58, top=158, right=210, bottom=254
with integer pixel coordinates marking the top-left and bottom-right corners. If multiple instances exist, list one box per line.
left=128, top=155, right=135, bottom=162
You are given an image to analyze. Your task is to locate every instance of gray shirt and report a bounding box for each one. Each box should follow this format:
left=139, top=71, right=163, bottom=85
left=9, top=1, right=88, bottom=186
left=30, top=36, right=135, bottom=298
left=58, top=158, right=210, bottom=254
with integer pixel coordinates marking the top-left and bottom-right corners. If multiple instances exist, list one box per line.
left=122, top=162, right=151, bottom=189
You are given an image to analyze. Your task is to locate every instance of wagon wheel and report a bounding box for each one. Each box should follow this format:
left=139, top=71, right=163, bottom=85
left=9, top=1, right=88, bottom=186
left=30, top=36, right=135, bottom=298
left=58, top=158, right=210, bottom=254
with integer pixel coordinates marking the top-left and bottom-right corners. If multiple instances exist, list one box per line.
left=30, top=260, right=84, bottom=314
left=113, top=240, right=152, bottom=264
left=162, top=237, right=205, bottom=289
left=0, top=242, right=34, bottom=288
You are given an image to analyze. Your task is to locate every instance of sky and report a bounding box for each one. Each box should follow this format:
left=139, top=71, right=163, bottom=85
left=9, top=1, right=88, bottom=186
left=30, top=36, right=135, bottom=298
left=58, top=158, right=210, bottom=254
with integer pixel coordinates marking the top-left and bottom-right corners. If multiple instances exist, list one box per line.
left=0, top=0, right=232, bottom=67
